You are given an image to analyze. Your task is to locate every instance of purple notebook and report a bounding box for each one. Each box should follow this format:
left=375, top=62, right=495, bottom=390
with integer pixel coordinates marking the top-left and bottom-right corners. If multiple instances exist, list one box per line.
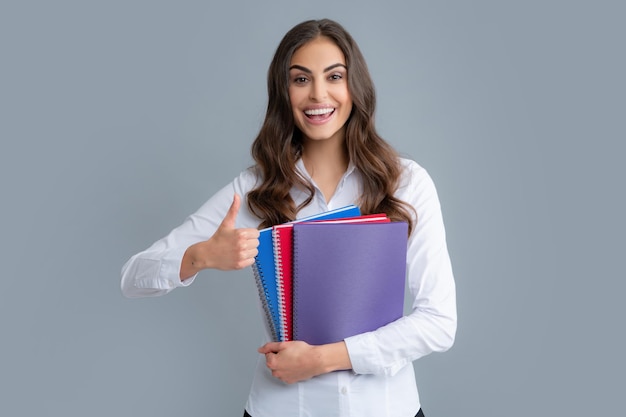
left=292, top=222, right=408, bottom=345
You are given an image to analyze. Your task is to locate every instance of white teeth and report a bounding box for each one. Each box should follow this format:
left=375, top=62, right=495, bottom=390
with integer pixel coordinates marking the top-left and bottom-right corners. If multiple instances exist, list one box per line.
left=304, top=108, right=334, bottom=116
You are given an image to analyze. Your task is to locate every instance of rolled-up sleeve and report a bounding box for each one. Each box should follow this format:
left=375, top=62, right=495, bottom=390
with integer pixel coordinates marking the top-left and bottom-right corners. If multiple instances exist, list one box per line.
left=344, top=161, right=457, bottom=376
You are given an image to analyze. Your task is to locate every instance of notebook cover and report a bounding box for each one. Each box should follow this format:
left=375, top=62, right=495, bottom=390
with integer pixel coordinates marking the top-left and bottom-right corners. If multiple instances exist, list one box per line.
left=305, top=213, right=391, bottom=225
left=252, top=204, right=361, bottom=341
left=292, top=222, right=408, bottom=345
left=273, top=214, right=390, bottom=341
left=273, top=224, right=294, bottom=341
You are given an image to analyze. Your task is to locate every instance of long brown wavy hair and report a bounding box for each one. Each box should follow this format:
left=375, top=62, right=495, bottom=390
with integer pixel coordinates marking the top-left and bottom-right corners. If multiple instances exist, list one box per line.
left=247, top=19, right=415, bottom=234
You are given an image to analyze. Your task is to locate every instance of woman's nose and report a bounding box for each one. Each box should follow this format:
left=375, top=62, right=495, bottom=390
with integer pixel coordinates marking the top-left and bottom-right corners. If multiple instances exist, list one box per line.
left=309, top=80, right=327, bottom=101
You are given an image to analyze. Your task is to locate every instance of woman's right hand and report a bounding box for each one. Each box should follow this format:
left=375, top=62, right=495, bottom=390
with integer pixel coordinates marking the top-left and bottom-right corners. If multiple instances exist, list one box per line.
left=180, top=194, right=260, bottom=280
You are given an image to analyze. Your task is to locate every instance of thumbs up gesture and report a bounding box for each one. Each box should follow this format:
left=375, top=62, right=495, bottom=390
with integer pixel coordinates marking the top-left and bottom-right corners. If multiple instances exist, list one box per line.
left=180, top=194, right=260, bottom=280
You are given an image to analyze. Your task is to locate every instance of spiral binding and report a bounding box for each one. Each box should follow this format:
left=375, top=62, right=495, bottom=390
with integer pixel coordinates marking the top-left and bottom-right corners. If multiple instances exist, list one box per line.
left=273, top=228, right=289, bottom=341
left=251, top=260, right=278, bottom=342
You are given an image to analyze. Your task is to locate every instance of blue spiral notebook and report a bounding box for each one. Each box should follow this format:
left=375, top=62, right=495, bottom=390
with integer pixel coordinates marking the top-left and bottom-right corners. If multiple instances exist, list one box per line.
left=251, top=204, right=361, bottom=341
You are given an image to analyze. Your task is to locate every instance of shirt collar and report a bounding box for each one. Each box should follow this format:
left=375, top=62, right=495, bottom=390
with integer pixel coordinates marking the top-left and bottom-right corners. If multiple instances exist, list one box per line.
left=295, top=158, right=357, bottom=181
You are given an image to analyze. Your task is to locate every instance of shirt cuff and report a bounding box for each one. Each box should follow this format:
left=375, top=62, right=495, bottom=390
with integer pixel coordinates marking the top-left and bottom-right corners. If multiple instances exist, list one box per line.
left=134, top=247, right=196, bottom=290
left=344, top=332, right=381, bottom=375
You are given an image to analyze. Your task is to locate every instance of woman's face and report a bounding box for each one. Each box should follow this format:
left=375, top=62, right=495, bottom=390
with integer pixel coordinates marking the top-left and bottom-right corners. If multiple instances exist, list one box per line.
left=288, top=36, right=353, bottom=144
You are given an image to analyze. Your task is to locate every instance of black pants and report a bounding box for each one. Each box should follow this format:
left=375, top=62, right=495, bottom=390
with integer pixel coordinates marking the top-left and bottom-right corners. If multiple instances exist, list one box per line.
left=244, top=409, right=425, bottom=417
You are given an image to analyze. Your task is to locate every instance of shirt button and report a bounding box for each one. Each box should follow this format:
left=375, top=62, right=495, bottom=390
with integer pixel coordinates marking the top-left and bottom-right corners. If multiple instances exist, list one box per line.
left=341, top=386, right=348, bottom=395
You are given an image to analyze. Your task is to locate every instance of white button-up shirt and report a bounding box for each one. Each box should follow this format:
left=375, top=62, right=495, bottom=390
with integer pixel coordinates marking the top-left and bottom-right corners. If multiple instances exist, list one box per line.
left=121, top=158, right=456, bottom=417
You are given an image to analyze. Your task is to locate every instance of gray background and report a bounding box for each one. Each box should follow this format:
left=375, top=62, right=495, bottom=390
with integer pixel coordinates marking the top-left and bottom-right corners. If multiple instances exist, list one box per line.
left=1, top=0, right=624, bottom=416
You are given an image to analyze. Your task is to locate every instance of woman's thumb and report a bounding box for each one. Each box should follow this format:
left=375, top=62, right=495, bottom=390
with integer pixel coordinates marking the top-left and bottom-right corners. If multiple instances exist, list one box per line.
left=219, top=194, right=241, bottom=230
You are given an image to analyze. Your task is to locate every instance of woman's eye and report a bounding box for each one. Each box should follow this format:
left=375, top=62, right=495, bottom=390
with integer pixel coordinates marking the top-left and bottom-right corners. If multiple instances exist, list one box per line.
left=293, top=76, right=308, bottom=84
left=329, top=73, right=343, bottom=81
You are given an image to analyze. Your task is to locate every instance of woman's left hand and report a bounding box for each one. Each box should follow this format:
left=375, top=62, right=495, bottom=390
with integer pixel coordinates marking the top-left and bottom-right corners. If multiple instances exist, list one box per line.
left=258, top=340, right=352, bottom=384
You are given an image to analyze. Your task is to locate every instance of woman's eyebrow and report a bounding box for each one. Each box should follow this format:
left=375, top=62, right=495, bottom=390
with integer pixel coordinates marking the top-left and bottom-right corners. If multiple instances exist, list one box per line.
left=289, top=63, right=347, bottom=73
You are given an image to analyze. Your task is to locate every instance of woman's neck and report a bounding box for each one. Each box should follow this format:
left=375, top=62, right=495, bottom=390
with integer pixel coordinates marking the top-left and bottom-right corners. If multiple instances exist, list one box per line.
left=301, top=135, right=350, bottom=203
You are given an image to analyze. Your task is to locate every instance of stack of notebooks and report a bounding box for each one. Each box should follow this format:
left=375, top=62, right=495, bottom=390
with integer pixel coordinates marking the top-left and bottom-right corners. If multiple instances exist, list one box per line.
left=252, top=205, right=408, bottom=345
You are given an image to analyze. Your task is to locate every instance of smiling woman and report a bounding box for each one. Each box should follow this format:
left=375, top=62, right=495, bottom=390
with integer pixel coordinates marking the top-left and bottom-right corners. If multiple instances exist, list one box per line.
left=121, top=18, right=456, bottom=417
left=248, top=19, right=419, bottom=233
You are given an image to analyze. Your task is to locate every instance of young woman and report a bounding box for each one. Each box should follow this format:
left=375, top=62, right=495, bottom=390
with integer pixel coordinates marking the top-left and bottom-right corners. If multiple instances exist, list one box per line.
left=121, top=18, right=456, bottom=417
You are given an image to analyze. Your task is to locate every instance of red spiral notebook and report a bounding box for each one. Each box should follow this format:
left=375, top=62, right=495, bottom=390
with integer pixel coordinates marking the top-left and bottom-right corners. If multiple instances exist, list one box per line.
left=272, top=214, right=390, bottom=341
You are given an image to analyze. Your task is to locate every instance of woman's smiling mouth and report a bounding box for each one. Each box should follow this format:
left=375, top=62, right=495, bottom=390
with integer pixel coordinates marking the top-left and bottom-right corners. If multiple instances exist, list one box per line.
left=304, top=107, right=335, bottom=122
